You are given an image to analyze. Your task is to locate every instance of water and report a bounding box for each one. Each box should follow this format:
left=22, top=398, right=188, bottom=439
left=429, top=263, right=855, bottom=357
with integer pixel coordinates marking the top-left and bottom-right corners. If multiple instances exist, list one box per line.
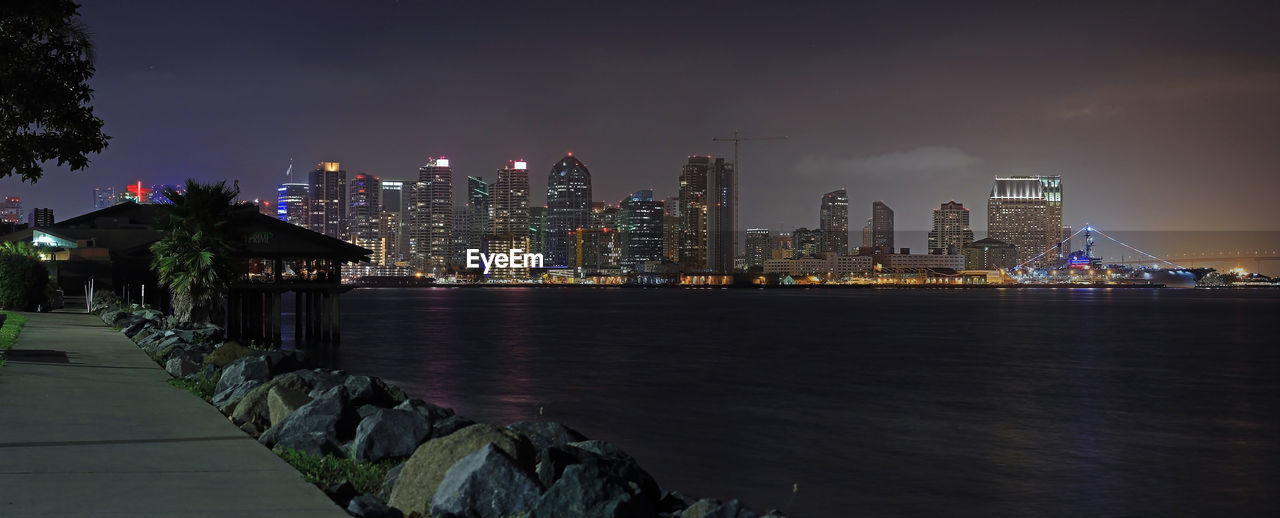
left=316, top=288, right=1279, bottom=516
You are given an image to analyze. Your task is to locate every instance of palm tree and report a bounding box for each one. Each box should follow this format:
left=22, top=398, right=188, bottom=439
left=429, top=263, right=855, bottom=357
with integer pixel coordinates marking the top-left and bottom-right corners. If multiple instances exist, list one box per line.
left=150, top=179, right=242, bottom=323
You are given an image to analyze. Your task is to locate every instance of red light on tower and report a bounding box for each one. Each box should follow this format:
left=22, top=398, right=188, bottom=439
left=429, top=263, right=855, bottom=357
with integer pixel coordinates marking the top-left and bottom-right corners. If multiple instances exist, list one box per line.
left=126, top=181, right=151, bottom=203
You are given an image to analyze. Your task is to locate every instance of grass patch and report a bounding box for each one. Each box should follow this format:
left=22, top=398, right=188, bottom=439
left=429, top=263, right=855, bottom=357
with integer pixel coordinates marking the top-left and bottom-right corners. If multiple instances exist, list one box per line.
left=0, top=312, right=29, bottom=369
left=274, top=447, right=396, bottom=494
left=168, top=375, right=218, bottom=401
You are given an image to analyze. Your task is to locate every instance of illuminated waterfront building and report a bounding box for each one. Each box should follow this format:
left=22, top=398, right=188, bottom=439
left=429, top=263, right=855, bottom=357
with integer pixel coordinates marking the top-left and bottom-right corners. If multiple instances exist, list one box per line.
left=883, top=253, right=965, bottom=270
left=962, top=237, right=1018, bottom=270
left=987, top=175, right=1063, bottom=267
left=928, top=201, right=974, bottom=254
left=572, top=228, right=622, bottom=274
left=678, top=156, right=709, bottom=268
left=746, top=228, right=770, bottom=268
left=378, top=211, right=401, bottom=266
left=308, top=161, right=347, bottom=240
left=348, top=173, right=382, bottom=261
left=871, top=201, right=894, bottom=251
left=408, top=157, right=454, bottom=272
left=819, top=189, right=849, bottom=255
left=662, top=196, right=679, bottom=262
left=706, top=156, right=736, bottom=272
left=546, top=154, right=592, bottom=268
left=276, top=183, right=310, bottom=227
left=619, top=190, right=664, bottom=270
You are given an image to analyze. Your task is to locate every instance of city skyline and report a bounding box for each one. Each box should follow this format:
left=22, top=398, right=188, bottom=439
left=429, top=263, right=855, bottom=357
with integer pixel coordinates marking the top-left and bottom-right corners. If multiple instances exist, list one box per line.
left=1, top=1, right=1277, bottom=233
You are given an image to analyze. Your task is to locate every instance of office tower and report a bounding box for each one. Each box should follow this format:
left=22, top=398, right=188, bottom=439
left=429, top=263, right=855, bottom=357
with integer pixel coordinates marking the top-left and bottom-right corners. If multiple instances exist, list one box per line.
left=408, top=157, right=454, bottom=272
left=276, top=183, right=310, bottom=227
left=93, top=186, right=116, bottom=209
left=546, top=154, right=592, bottom=267
left=28, top=208, right=54, bottom=227
left=378, top=212, right=401, bottom=266
left=452, top=206, right=470, bottom=266
left=662, top=196, right=679, bottom=262
left=771, top=231, right=794, bottom=260
left=987, top=175, right=1063, bottom=267
left=591, top=203, right=620, bottom=231
left=792, top=227, right=822, bottom=258
left=491, top=160, right=530, bottom=237
left=871, top=201, right=894, bottom=251
left=380, top=181, right=404, bottom=214
left=619, top=190, right=664, bottom=270
left=308, top=161, right=347, bottom=240
left=706, top=157, right=736, bottom=272
left=0, top=197, right=22, bottom=224
left=467, top=175, right=490, bottom=250
left=572, top=228, right=622, bottom=273
left=678, top=156, right=709, bottom=268
left=861, top=218, right=872, bottom=249
left=963, top=238, right=1019, bottom=270
left=528, top=206, right=546, bottom=256
left=819, top=189, right=849, bottom=255
left=746, top=228, right=770, bottom=268
left=927, top=201, right=974, bottom=254
left=1061, top=226, right=1074, bottom=257
left=348, top=173, right=382, bottom=260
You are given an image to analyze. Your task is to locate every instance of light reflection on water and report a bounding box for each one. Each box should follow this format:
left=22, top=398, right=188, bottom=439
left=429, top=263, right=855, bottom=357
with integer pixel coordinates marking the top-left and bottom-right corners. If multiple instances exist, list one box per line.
left=283, top=288, right=1279, bottom=517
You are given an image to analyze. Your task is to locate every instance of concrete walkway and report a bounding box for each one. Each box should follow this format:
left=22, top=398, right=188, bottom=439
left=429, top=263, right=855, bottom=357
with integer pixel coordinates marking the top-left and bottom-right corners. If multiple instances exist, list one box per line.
left=0, top=311, right=348, bottom=517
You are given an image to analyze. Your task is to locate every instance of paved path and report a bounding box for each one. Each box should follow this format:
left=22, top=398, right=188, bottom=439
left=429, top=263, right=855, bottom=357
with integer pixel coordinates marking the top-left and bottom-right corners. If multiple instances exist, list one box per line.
left=0, top=311, right=348, bottom=517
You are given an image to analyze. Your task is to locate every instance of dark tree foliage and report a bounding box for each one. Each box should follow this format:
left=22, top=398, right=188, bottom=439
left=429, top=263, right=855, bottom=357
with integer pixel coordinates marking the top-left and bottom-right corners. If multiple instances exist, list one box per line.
left=151, top=180, right=245, bottom=323
left=0, top=0, right=109, bottom=183
left=0, top=249, right=50, bottom=311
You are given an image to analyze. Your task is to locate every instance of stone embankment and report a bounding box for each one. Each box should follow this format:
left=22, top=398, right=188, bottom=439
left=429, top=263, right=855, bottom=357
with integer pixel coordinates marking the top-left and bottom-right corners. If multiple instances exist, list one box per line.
left=100, top=304, right=790, bottom=518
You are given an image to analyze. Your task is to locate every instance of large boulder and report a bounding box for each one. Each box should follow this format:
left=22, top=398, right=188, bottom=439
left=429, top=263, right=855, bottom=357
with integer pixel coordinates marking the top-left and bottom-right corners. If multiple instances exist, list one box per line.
left=343, top=374, right=408, bottom=407
left=379, top=461, right=407, bottom=500
left=264, top=349, right=309, bottom=375
left=507, top=421, right=588, bottom=451
left=204, top=341, right=255, bottom=368
left=294, top=369, right=350, bottom=398
left=430, top=443, right=543, bottom=518
left=530, top=462, right=655, bottom=518
left=396, top=398, right=455, bottom=421
left=387, top=423, right=536, bottom=516
left=143, top=335, right=185, bottom=355
left=267, top=384, right=314, bottom=426
left=132, top=328, right=157, bottom=344
left=100, top=309, right=124, bottom=326
left=347, top=494, right=403, bottom=518
left=679, top=499, right=757, bottom=518
left=164, top=354, right=200, bottom=378
left=121, top=318, right=152, bottom=338
left=432, top=415, right=478, bottom=439
left=258, top=385, right=358, bottom=456
left=211, top=355, right=271, bottom=410
left=536, top=441, right=660, bottom=503
left=228, top=373, right=314, bottom=435
left=351, top=407, right=432, bottom=463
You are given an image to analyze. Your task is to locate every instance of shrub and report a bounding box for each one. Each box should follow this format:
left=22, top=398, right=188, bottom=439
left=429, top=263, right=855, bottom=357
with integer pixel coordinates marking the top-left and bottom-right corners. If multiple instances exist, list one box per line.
left=0, top=252, right=51, bottom=311
left=167, top=376, right=218, bottom=401
left=274, top=447, right=396, bottom=494
left=0, top=312, right=29, bottom=368
left=91, top=289, right=123, bottom=311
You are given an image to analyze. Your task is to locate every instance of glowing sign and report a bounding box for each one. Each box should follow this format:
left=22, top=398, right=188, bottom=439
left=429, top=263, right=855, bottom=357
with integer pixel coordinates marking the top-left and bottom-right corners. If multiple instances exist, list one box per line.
left=435, top=158, right=450, bottom=168
left=514, top=160, right=527, bottom=170
left=465, top=248, right=544, bottom=274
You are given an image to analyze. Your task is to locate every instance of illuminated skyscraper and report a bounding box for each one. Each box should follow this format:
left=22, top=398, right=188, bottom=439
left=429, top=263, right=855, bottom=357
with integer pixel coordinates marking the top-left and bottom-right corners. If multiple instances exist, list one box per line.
left=1, top=197, right=22, bottom=224
left=619, top=190, right=664, bottom=270
left=546, top=154, right=592, bottom=267
left=678, top=156, right=710, bottom=268
left=380, top=180, right=405, bottom=264
left=276, top=183, right=310, bottom=226
left=491, top=160, right=530, bottom=237
left=871, top=201, right=894, bottom=251
left=93, top=186, right=116, bottom=209
left=467, top=175, right=490, bottom=250
left=927, top=201, right=974, bottom=254
left=308, top=161, right=347, bottom=240
left=452, top=206, right=470, bottom=266
left=348, top=173, right=381, bottom=259
left=792, top=227, right=822, bottom=258
left=987, top=175, right=1063, bottom=267
left=706, top=157, right=736, bottom=272
left=28, top=208, right=54, bottom=227
left=819, top=189, right=849, bottom=255
left=528, top=206, right=546, bottom=255
left=746, top=228, right=770, bottom=268
left=409, top=157, right=454, bottom=271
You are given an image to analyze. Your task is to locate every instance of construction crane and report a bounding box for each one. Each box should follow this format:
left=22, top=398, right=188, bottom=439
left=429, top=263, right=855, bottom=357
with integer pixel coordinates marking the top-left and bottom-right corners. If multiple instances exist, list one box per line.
left=712, top=131, right=788, bottom=172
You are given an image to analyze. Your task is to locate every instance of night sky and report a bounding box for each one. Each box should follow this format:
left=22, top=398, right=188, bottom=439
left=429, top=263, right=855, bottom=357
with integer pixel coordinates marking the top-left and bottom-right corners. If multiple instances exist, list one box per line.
left=5, top=0, right=1279, bottom=235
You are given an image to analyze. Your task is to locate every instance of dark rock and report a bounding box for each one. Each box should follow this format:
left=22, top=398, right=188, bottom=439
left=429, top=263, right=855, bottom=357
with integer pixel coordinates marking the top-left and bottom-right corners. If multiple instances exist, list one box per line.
left=432, top=415, right=478, bottom=439
left=324, top=481, right=358, bottom=506
left=164, top=355, right=200, bottom=378
left=357, top=404, right=381, bottom=419
left=507, top=421, right=588, bottom=451
left=347, top=494, right=404, bottom=518
left=531, top=462, right=655, bottom=518
left=352, top=407, right=432, bottom=463
left=430, top=443, right=542, bottom=518
left=658, top=490, right=699, bottom=514
left=121, top=318, right=150, bottom=338
left=100, top=309, right=123, bottom=326
left=568, top=440, right=661, bottom=502
left=294, top=369, right=349, bottom=398
left=258, top=385, right=358, bottom=456
left=204, top=341, right=255, bottom=368
left=211, top=355, right=271, bottom=410
left=145, top=335, right=186, bottom=354
left=267, top=384, right=313, bottom=426
left=264, top=349, right=308, bottom=375
left=679, top=498, right=757, bottom=518
left=397, top=398, right=455, bottom=421
left=379, top=461, right=407, bottom=500
left=228, top=373, right=313, bottom=435
left=387, top=423, right=536, bottom=516
left=133, top=328, right=158, bottom=346
left=137, top=308, right=164, bottom=321
left=343, top=375, right=408, bottom=407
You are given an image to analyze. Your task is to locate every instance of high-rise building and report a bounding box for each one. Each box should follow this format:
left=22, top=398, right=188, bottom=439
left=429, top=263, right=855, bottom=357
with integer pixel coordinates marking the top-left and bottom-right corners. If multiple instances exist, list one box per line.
left=380, top=181, right=404, bottom=214
left=308, top=161, right=347, bottom=240
left=871, top=201, right=894, bottom=251
left=149, top=184, right=182, bottom=204
left=792, top=227, right=822, bottom=258
left=987, top=175, right=1063, bottom=267
left=28, top=207, right=54, bottom=227
left=619, top=190, right=664, bottom=270
left=122, top=182, right=150, bottom=204
left=572, top=228, right=622, bottom=274
left=491, top=160, right=530, bottom=237
left=546, top=154, right=592, bottom=267
left=528, top=206, right=546, bottom=256
left=678, top=156, right=709, bottom=268
left=348, top=173, right=381, bottom=260
left=819, top=189, right=849, bottom=255
left=771, top=231, right=794, bottom=260
left=466, top=175, right=490, bottom=250
left=380, top=180, right=405, bottom=264
left=408, top=157, right=454, bottom=272
left=706, top=157, right=736, bottom=272
left=927, top=201, right=975, bottom=254
left=1061, top=226, right=1074, bottom=258
left=746, top=228, right=770, bottom=268
left=861, top=218, right=872, bottom=249
left=591, top=203, right=620, bottom=232
left=0, top=196, right=22, bottom=225
left=276, top=183, right=310, bottom=227
left=963, top=238, right=1019, bottom=270
left=662, top=196, right=680, bottom=262
left=452, top=206, right=470, bottom=266
left=93, top=186, right=116, bottom=209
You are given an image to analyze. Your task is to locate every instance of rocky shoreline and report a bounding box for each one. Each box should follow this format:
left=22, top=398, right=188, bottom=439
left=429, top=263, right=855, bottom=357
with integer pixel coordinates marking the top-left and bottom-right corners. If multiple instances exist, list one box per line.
left=99, top=303, right=790, bottom=518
